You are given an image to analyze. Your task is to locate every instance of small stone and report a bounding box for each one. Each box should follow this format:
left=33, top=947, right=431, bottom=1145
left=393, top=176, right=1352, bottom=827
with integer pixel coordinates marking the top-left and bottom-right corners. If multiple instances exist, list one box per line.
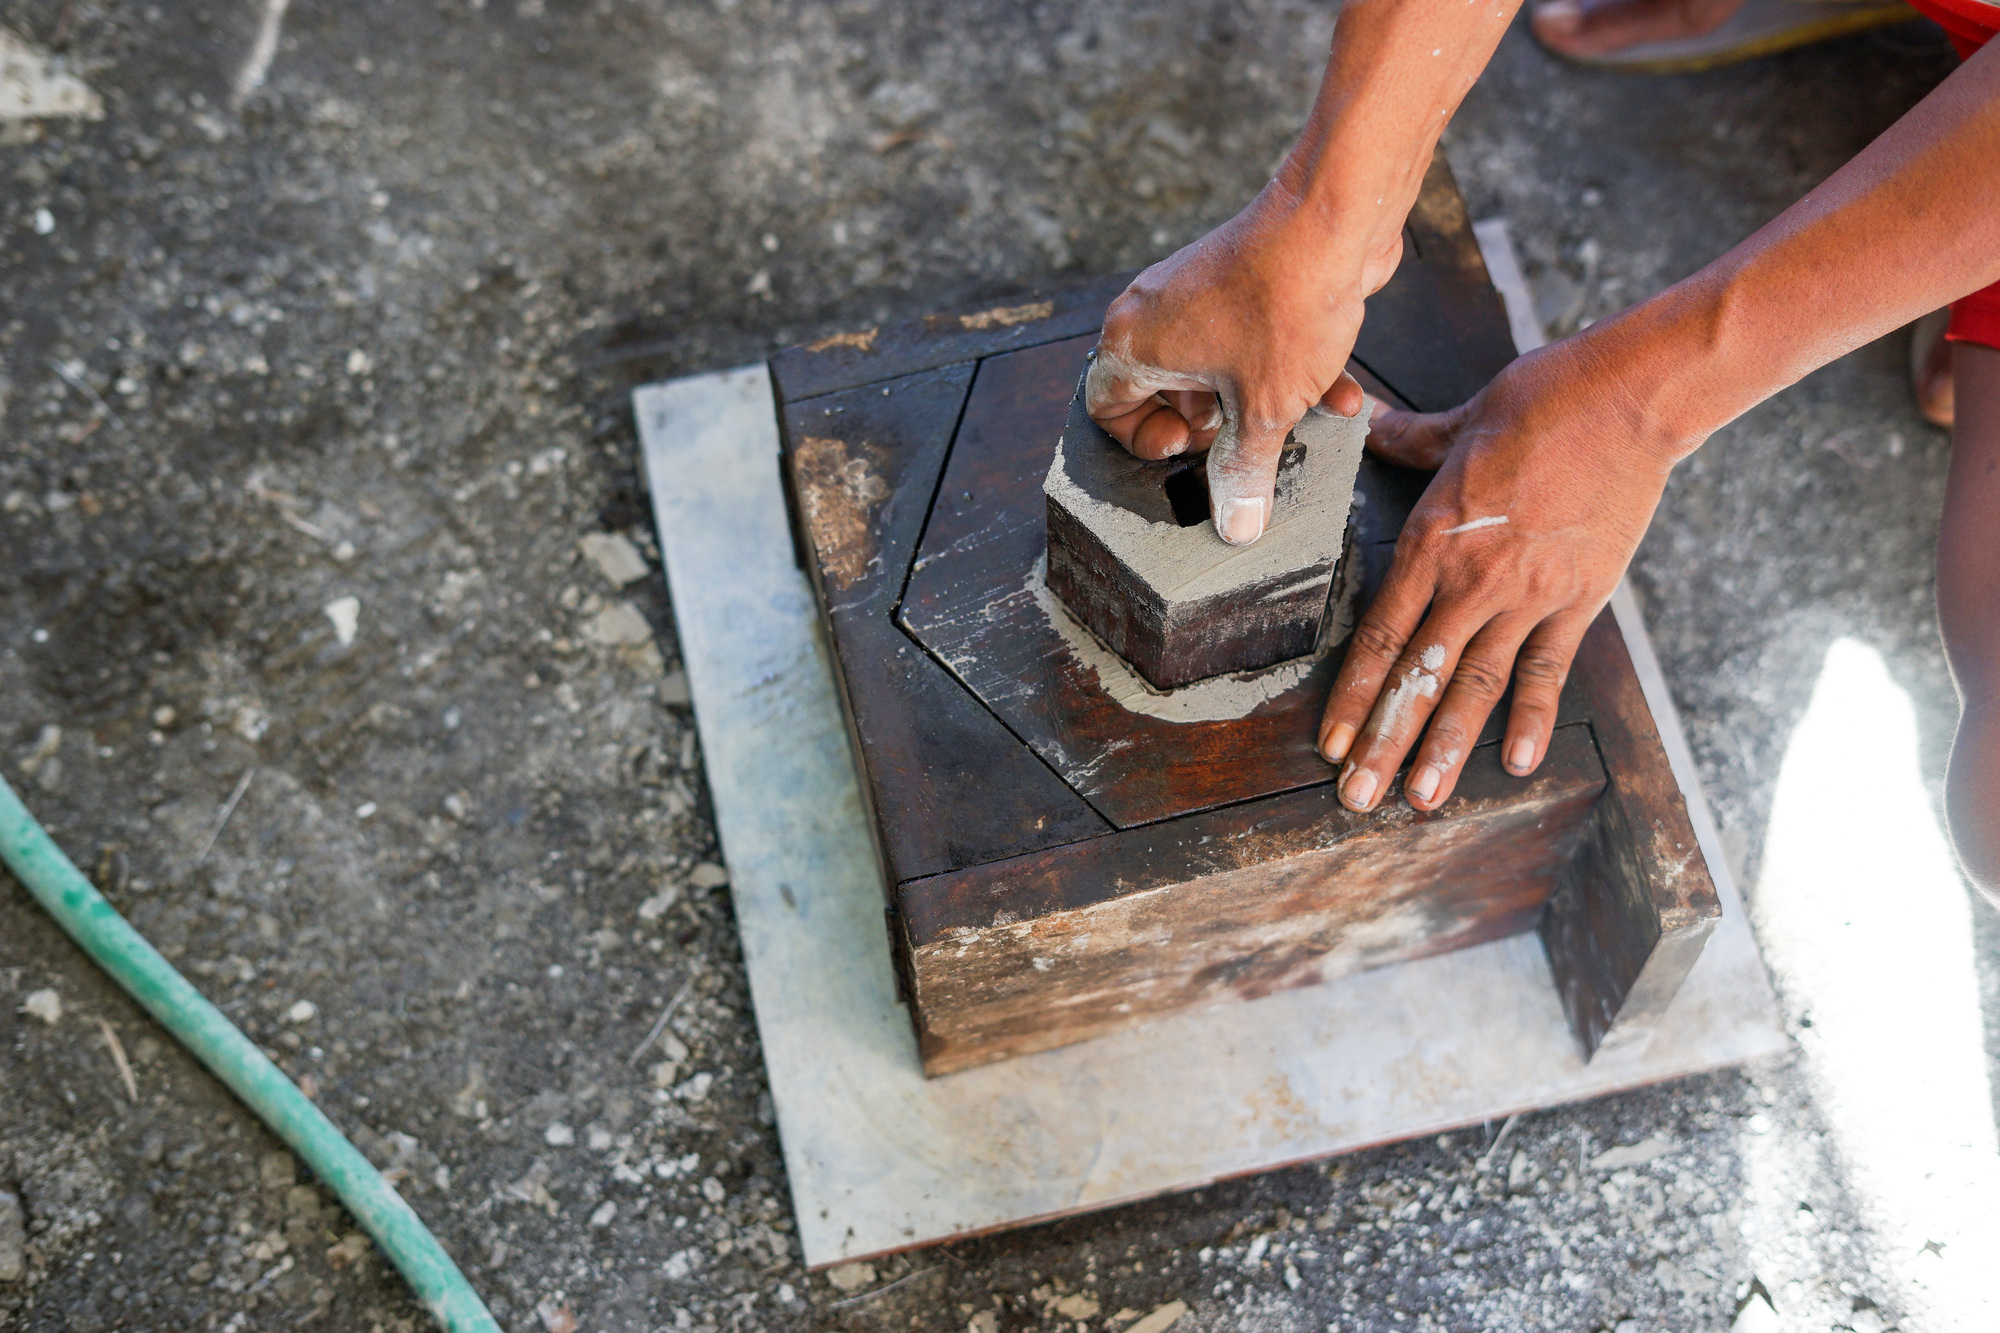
left=649, top=1060, right=681, bottom=1090
left=544, top=1122, right=575, bottom=1147
left=583, top=601, right=652, bottom=647
left=700, top=1177, right=726, bottom=1204
left=259, top=1152, right=296, bottom=1190
left=1590, top=1135, right=1672, bottom=1171
left=1055, top=1293, right=1100, bottom=1319
left=1126, top=1301, right=1188, bottom=1333
left=967, top=1313, right=999, bottom=1333
left=22, top=989, right=61, bottom=1025
left=825, top=1261, right=875, bottom=1293
left=662, top=1248, right=701, bottom=1281
left=674, top=1072, right=714, bottom=1103
left=589, top=1201, right=617, bottom=1228
left=325, top=1233, right=371, bottom=1269
left=579, top=532, right=649, bottom=586
left=324, top=596, right=360, bottom=647
left=0, top=1189, right=25, bottom=1282
left=345, top=349, right=373, bottom=376
left=638, top=887, right=680, bottom=922
left=658, top=669, right=691, bottom=707
left=285, top=1000, right=318, bottom=1024
left=534, top=1298, right=577, bottom=1333
left=688, top=862, right=729, bottom=889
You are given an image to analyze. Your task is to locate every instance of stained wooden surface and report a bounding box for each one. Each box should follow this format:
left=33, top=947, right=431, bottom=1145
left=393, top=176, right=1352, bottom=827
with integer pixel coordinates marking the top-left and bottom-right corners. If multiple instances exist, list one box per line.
left=899, top=335, right=1586, bottom=828
left=1542, top=612, right=1723, bottom=1056
left=770, top=161, right=1719, bottom=1074
left=903, top=724, right=1606, bottom=1072
left=779, top=366, right=1111, bottom=886
left=769, top=273, right=1135, bottom=403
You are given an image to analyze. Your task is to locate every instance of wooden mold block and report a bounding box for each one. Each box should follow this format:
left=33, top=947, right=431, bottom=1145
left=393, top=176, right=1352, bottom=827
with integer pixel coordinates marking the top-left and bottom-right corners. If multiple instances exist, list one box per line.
left=772, top=155, right=1722, bottom=1077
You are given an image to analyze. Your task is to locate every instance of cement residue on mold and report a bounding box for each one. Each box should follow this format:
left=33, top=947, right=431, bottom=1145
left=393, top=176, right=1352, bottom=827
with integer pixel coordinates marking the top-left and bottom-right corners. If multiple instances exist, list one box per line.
left=1030, top=553, right=1348, bottom=724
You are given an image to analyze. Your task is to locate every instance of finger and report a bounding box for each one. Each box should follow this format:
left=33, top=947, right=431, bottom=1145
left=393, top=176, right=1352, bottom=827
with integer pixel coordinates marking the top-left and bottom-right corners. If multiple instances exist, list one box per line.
left=1130, top=398, right=1194, bottom=459
left=1401, top=616, right=1535, bottom=811
left=1499, top=611, right=1592, bottom=777
left=1365, top=405, right=1458, bottom=471
left=1167, top=389, right=1223, bottom=451
left=1316, top=371, right=1366, bottom=418
left=1335, top=613, right=1478, bottom=813
left=1317, top=553, right=1438, bottom=766
left=1204, top=409, right=1293, bottom=545
left=1084, top=351, right=1206, bottom=452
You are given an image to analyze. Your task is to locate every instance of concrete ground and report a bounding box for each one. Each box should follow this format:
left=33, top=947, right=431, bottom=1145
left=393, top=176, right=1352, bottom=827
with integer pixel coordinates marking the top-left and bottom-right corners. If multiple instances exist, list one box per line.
left=2, top=2, right=1996, bottom=1331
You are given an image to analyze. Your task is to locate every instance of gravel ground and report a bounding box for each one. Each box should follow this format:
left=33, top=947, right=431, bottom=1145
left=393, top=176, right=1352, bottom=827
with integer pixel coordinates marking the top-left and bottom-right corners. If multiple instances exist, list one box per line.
left=3, top=3, right=1996, bottom=1332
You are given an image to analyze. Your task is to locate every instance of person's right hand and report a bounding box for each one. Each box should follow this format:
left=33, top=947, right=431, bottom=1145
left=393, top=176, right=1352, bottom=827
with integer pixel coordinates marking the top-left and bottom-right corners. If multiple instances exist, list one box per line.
left=1085, top=185, right=1402, bottom=545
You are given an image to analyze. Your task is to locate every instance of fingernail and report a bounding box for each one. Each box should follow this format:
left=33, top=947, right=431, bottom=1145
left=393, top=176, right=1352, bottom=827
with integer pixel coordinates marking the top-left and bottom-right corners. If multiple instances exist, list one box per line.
left=1408, top=765, right=1440, bottom=804
left=1214, top=495, right=1266, bottom=545
left=1343, top=767, right=1378, bottom=810
left=1201, top=404, right=1223, bottom=432
left=1322, top=722, right=1355, bottom=763
left=1507, top=737, right=1536, bottom=772
left=1164, top=437, right=1188, bottom=456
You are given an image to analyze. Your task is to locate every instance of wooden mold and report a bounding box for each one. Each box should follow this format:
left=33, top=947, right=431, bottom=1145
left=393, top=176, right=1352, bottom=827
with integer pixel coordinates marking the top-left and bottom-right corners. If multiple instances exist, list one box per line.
left=771, top=155, right=1721, bottom=1076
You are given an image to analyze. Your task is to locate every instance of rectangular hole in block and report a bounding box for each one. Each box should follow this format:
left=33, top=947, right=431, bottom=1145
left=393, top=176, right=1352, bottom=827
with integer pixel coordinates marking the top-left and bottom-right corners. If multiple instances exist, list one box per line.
left=1163, top=462, right=1210, bottom=527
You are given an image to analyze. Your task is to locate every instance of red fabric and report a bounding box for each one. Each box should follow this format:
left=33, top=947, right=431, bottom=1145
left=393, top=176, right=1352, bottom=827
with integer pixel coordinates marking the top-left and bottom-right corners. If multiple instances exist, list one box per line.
left=1903, top=0, right=1997, bottom=57
left=1903, top=0, right=2000, bottom=345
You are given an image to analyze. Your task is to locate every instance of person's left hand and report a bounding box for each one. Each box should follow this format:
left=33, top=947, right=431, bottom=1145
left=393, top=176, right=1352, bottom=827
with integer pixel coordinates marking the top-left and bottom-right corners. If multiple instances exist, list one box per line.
left=1320, top=337, right=1682, bottom=812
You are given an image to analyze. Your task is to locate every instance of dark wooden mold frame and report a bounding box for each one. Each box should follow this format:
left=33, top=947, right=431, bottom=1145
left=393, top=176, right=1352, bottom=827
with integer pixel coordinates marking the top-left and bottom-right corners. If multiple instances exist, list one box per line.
left=770, top=155, right=1720, bottom=1074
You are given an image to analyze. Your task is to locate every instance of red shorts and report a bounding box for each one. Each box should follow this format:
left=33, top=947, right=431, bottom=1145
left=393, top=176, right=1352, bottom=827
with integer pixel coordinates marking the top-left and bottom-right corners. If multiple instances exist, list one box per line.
left=1905, top=0, right=2000, bottom=347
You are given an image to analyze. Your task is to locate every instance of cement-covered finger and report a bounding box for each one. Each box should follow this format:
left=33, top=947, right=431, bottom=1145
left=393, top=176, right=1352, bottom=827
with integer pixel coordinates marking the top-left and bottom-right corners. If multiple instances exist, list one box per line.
left=1334, top=623, right=1470, bottom=812
left=1203, top=408, right=1294, bottom=546
left=1317, top=557, right=1437, bottom=768
left=1401, top=617, right=1533, bottom=811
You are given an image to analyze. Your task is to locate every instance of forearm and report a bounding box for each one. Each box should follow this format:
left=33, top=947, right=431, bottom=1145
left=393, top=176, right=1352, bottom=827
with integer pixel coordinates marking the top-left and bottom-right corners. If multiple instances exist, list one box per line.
left=1267, top=0, right=1524, bottom=289
left=1582, top=39, right=2000, bottom=463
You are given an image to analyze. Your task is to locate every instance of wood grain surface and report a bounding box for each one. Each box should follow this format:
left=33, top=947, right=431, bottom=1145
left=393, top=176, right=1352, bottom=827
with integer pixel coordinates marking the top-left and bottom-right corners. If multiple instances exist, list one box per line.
left=780, top=365, right=1111, bottom=886
left=1541, top=612, right=1724, bottom=1056
left=903, top=724, right=1606, bottom=1073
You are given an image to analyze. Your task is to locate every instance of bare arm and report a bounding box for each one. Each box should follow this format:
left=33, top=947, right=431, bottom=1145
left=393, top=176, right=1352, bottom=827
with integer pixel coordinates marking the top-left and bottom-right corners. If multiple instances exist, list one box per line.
left=1325, top=40, right=2000, bottom=815
left=1085, top=0, right=1523, bottom=543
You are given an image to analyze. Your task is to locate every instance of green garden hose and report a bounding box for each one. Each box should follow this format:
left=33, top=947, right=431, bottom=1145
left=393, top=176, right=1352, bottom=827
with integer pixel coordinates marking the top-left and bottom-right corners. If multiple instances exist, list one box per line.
left=0, top=773, right=499, bottom=1333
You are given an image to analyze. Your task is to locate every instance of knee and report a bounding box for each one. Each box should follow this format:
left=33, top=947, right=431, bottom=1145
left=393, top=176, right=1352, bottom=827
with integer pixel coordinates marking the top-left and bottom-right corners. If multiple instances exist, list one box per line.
left=1946, top=705, right=2000, bottom=909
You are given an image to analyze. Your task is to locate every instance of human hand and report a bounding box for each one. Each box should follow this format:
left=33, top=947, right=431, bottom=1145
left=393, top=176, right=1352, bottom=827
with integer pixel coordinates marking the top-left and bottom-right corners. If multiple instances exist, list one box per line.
left=1084, top=191, right=1394, bottom=545
left=1318, top=339, right=1681, bottom=812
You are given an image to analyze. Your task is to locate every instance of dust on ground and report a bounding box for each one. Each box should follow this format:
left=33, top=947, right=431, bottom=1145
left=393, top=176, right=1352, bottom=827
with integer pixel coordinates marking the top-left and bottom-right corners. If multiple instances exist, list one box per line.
left=2, top=2, right=1992, bottom=1331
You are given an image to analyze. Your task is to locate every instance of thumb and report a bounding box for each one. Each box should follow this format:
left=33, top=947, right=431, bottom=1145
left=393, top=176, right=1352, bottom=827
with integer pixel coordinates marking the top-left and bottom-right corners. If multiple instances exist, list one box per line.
left=1365, top=404, right=1459, bottom=471
left=1205, top=408, right=1293, bottom=546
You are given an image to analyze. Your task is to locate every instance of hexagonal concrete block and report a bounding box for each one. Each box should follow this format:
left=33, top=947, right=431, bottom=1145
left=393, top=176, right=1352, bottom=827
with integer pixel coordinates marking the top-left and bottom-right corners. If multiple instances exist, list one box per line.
left=1043, top=373, right=1367, bottom=690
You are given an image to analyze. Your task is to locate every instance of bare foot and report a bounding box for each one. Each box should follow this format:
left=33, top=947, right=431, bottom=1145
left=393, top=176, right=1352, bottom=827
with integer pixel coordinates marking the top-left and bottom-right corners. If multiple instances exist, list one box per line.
left=1531, top=0, right=1750, bottom=58
left=1914, top=313, right=1954, bottom=429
